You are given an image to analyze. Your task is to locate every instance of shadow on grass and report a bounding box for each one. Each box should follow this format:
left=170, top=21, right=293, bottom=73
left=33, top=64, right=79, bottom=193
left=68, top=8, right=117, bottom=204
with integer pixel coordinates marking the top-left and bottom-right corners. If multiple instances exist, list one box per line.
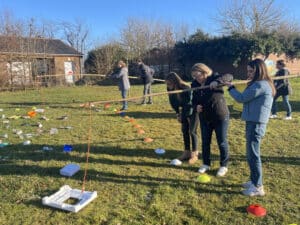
left=0, top=101, right=85, bottom=110
left=1, top=144, right=299, bottom=166
left=228, top=105, right=242, bottom=119
left=235, top=206, right=247, bottom=214
left=230, top=154, right=300, bottom=166
left=275, top=100, right=300, bottom=113
left=106, top=111, right=175, bottom=119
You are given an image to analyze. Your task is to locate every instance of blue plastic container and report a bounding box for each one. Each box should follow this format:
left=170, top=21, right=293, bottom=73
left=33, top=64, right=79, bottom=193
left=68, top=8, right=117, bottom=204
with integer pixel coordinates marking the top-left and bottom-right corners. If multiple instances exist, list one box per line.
left=63, top=145, right=73, bottom=152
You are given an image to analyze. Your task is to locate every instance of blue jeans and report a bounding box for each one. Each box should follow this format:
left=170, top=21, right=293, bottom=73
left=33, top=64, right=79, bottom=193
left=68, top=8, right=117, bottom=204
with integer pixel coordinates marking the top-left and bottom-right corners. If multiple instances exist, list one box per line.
left=245, top=121, right=266, bottom=187
left=142, top=83, right=152, bottom=103
left=121, top=89, right=128, bottom=109
left=271, top=94, right=292, bottom=116
left=200, top=116, right=229, bottom=167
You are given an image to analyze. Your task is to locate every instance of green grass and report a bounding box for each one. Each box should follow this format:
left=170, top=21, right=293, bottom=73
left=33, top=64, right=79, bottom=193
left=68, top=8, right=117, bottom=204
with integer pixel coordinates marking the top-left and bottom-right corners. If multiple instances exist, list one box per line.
left=0, top=81, right=299, bottom=225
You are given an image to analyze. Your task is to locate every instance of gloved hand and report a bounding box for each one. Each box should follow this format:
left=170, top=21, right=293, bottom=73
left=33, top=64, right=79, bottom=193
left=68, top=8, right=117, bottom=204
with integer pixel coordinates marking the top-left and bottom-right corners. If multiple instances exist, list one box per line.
left=210, top=81, right=218, bottom=89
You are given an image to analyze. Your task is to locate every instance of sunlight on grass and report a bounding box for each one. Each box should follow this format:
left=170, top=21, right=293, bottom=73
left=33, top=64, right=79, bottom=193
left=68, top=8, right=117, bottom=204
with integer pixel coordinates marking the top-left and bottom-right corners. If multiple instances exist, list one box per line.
left=0, top=81, right=299, bottom=224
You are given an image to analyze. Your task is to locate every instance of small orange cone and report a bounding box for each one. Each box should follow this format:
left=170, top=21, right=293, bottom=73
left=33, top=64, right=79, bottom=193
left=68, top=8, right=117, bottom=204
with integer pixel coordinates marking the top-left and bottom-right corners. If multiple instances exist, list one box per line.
left=134, top=124, right=142, bottom=128
left=144, top=137, right=153, bottom=143
left=129, top=118, right=135, bottom=123
left=137, top=129, right=145, bottom=134
left=27, top=111, right=37, bottom=118
left=104, top=103, right=110, bottom=109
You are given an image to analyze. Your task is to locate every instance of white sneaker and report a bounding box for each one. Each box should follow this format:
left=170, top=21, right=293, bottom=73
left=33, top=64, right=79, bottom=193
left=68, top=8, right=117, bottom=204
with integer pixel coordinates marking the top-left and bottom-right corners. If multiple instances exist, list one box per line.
left=216, top=166, right=228, bottom=177
left=198, top=164, right=210, bottom=173
left=269, top=114, right=277, bottom=119
left=242, top=181, right=252, bottom=189
left=242, top=184, right=265, bottom=196
left=284, top=116, right=292, bottom=120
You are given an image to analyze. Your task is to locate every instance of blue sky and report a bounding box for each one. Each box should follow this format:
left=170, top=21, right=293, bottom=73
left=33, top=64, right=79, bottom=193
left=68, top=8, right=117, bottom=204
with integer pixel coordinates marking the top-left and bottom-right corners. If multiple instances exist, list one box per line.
left=1, top=0, right=300, bottom=43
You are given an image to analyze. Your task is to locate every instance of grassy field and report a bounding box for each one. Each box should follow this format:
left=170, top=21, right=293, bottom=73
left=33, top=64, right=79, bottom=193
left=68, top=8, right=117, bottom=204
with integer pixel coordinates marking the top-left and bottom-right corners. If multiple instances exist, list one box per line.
left=0, top=80, right=299, bottom=225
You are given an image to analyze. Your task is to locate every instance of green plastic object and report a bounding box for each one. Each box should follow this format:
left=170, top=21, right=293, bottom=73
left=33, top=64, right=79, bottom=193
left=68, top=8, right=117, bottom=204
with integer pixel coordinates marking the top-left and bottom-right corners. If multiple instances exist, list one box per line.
left=197, top=174, right=211, bottom=183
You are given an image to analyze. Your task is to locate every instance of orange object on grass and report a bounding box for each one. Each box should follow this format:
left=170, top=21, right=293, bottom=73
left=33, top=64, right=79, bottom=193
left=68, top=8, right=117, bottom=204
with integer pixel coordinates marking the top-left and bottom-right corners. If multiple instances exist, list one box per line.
left=137, top=129, right=145, bottom=134
left=27, top=111, right=36, bottom=118
left=104, top=103, right=110, bottom=109
left=134, top=124, right=142, bottom=128
left=129, top=118, right=135, bottom=123
left=144, top=137, right=153, bottom=143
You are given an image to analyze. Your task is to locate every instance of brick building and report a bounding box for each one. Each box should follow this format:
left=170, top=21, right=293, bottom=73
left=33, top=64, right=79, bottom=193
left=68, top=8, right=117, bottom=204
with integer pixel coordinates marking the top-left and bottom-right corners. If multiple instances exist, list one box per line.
left=0, top=36, right=83, bottom=87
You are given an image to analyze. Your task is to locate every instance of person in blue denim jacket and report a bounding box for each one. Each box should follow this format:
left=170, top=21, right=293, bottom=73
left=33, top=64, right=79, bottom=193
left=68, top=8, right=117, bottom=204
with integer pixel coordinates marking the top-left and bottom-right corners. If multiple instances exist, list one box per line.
left=226, top=58, right=276, bottom=197
left=110, top=60, right=130, bottom=110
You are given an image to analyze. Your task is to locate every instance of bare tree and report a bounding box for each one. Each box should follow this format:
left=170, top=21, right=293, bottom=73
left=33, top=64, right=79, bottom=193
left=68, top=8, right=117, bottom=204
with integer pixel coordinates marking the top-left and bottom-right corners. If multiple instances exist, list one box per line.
left=0, top=10, right=24, bottom=36
left=60, top=19, right=89, bottom=54
left=215, top=0, right=286, bottom=34
left=120, top=17, right=189, bottom=60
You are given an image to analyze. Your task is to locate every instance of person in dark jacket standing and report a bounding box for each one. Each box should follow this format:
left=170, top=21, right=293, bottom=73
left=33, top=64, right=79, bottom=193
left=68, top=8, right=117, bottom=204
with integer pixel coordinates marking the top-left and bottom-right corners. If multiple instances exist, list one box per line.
left=110, top=60, right=130, bottom=110
left=191, top=63, right=230, bottom=177
left=166, top=72, right=199, bottom=164
left=270, top=59, right=292, bottom=120
left=137, top=59, right=154, bottom=104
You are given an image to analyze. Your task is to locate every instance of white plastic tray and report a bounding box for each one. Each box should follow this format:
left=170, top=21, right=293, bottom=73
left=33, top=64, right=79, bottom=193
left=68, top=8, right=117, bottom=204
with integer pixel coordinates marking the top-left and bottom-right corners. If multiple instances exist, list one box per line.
left=42, top=185, right=97, bottom=213
left=60, top=164, right=80, bottom=177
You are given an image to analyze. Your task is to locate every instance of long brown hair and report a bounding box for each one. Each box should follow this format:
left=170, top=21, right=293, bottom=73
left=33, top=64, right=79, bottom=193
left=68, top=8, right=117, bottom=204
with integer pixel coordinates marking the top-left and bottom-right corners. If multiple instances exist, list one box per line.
left=247, top=58, right=276, bottom=96
left=165, top=72, right=190, bottom=90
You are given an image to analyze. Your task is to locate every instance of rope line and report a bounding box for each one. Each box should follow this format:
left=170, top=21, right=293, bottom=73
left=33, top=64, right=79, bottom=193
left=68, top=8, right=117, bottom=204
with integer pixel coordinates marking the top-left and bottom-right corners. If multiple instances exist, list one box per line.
left=35, top=73, right=166, bottom=82
left=80, top=74, right=300, bottom=106
left=81, top=103, right=93, bottom=192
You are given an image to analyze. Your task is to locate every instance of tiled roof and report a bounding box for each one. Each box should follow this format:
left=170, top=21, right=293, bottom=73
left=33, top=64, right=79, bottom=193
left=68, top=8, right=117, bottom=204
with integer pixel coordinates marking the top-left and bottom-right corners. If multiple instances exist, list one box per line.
left=0, top=36, right=83, bottom=56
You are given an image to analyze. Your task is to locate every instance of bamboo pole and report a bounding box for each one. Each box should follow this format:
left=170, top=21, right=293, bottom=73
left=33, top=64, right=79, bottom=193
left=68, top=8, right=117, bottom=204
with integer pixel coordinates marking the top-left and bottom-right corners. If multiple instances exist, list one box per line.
left=36, top=73, right=166, bottom=82
left=80, top=73, right=300, bottom=107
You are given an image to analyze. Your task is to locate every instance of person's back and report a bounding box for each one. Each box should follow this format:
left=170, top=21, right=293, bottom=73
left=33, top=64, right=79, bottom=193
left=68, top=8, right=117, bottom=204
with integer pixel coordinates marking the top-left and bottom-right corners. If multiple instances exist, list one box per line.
left=137, top=59, right=154, bottom=104
left=139, top=63, right=154, bottom=84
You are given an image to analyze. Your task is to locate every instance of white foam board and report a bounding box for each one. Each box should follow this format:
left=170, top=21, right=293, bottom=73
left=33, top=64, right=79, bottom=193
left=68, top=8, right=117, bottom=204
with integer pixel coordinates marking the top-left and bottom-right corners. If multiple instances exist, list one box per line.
left=60, top=164, right=80, bottom=177
left=42, top=185, right=97, bottom=213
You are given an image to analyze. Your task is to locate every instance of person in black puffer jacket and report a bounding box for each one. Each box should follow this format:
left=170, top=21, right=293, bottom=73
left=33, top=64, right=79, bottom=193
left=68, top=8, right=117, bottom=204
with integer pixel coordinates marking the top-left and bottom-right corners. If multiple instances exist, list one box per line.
left=191, top=63, right=230, bottom=177
left=166, top=72, right=199, bottom=164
